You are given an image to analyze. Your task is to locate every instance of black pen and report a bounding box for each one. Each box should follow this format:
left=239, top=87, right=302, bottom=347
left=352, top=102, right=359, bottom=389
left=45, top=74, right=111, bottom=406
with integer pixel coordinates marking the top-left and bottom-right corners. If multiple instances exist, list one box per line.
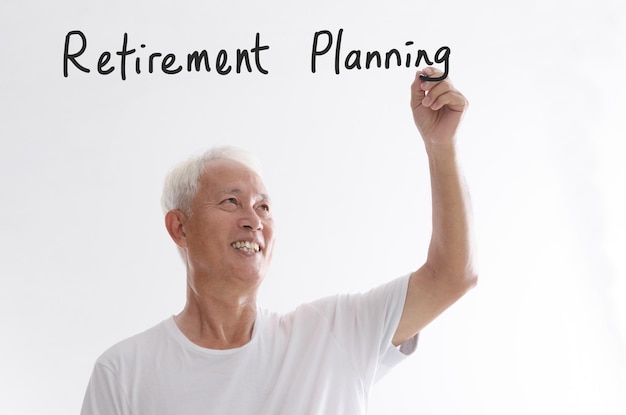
left=419, top=73, right=448, bottom=82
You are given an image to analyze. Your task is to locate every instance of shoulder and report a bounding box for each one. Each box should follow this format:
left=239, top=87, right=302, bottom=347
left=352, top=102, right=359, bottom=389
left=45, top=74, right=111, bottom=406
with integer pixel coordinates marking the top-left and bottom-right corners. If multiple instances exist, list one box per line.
left=305, top=274, right=412, bottom=316
left=272, top=274, right=412, bottom=334
left=94, top=318, right=172, bottom=371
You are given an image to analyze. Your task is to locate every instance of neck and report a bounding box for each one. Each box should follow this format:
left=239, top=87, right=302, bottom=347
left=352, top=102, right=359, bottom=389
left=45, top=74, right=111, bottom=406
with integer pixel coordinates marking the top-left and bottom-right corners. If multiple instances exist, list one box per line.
left=175, top=280, right=258, bottom=350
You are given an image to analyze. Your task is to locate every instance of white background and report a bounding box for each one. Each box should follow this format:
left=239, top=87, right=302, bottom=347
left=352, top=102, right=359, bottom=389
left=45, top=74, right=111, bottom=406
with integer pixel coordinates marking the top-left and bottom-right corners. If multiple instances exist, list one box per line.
left=1, top=0, right=625, bottom=414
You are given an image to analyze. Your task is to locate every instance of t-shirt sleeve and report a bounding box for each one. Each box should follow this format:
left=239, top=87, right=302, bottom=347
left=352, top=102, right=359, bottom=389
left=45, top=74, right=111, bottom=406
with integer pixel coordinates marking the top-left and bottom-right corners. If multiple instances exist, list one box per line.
left=80, top=362, right=132, bottom=415
left=307, top=273, right=417, bottom=385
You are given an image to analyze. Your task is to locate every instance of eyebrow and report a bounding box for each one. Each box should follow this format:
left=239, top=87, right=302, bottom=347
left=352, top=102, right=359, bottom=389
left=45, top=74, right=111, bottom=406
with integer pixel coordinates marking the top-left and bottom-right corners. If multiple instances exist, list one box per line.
left=220, top=188, right=271, bottom=203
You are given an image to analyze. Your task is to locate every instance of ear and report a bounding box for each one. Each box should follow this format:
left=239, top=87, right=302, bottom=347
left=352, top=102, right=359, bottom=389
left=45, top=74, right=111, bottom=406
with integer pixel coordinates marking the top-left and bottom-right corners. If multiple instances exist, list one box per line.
left=165, top=209, right=188, bottom=248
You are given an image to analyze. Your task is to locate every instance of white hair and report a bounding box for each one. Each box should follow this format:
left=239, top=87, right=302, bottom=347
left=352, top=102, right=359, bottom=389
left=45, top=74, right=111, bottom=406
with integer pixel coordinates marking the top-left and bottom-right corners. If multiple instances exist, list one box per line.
left=161, top=146, right=263, bottom=216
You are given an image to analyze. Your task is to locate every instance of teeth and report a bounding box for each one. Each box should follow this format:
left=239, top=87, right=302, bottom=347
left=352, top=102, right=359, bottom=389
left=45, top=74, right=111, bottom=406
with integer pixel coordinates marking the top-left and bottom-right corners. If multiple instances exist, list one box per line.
left=231, top=241, right=260, bottom=253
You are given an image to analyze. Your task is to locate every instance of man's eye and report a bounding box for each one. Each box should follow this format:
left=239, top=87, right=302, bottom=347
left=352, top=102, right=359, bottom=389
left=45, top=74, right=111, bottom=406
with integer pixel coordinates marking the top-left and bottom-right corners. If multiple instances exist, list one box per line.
left=221, top=198, right=238, bottom=209
left=257, top=204, right=270, bottom=213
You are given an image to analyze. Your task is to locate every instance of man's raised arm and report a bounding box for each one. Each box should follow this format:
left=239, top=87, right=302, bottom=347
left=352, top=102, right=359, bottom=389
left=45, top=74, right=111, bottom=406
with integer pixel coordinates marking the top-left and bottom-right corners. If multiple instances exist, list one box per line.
left=393, top=67, right=478, bottom=346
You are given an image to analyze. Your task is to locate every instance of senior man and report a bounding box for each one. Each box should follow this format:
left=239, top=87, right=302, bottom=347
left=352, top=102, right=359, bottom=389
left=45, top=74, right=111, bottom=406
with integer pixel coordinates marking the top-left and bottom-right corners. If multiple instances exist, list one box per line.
left=81, top=67, right=477, bottom=414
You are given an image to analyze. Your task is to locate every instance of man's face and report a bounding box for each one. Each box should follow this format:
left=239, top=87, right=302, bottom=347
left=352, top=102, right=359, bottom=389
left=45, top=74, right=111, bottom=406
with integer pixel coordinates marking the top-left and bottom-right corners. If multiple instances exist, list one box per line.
left=181, top=159, right=275, bottom=288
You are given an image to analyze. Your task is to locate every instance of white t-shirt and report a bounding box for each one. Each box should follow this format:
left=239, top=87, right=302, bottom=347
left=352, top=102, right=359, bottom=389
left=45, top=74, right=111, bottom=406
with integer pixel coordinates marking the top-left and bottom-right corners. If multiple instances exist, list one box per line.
left=81, top=274, right=417, bottom=415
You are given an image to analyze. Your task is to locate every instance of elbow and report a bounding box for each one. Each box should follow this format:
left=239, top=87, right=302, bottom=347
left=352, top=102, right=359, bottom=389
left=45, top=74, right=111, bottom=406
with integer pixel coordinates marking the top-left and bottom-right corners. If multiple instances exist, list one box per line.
left=428, top=241, right=478, bottom=295
left=445, top=261, right=478, bottom=298
left=423, top=259, right=478, bottom=297
left=447, top=268, right=477, bottom=298
left=458, top=258, right=479, bottom=293
left=464, top=269, right=478, bottom=292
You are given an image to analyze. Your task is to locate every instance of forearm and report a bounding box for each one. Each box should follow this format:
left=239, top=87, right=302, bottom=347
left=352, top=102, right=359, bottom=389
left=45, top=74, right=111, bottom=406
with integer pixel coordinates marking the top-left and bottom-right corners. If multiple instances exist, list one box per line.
left=423, top=141, right=477, bottom=290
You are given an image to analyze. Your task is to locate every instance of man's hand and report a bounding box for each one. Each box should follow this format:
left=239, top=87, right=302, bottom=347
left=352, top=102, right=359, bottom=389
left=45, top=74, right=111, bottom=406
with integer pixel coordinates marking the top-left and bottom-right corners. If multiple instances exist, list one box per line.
left=410, top=67, right=468, bottom=146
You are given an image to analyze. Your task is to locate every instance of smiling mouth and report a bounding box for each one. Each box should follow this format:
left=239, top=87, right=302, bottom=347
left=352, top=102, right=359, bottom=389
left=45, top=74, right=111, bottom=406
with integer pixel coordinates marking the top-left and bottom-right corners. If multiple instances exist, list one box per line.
left=231, top=241, right=261, bottom=253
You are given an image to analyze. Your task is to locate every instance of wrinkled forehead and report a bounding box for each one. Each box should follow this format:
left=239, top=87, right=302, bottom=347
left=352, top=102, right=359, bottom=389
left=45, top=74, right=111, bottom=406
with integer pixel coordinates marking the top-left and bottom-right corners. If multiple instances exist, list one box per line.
left=201, top=158, right=269, bottom=198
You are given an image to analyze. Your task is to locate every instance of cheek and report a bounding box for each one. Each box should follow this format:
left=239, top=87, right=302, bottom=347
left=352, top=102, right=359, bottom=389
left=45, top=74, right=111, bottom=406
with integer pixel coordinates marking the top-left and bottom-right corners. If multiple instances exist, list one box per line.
left=263, top=227, right=276, bottom=256
left=187, top=220, right=222, bottom=250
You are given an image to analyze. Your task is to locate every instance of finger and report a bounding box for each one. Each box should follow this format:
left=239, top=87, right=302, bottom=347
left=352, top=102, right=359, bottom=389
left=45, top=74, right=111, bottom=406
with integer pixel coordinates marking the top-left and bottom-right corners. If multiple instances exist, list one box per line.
left=420, top=67, right=452, bottom=91
left=417, top=68, right=452, bottom=107
left=421, top=81, right=446, bottom=108
left=427, top=89, right=467, bottom=112
left=421, top=75, right=464, bottom=108
left=419, top=65, right=448, bottom=82
left=422, top=78, right=451, bottom=101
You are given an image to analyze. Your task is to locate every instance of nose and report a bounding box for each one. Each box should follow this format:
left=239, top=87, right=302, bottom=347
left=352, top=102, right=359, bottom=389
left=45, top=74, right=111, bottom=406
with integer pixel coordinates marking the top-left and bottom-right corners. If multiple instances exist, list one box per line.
left=239, top=206, right=263, bottom=231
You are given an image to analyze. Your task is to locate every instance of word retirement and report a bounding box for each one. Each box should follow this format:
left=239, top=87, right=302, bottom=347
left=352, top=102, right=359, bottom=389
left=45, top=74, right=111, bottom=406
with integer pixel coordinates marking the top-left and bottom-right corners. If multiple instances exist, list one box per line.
left=63, top=29, right=451, bottom=81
